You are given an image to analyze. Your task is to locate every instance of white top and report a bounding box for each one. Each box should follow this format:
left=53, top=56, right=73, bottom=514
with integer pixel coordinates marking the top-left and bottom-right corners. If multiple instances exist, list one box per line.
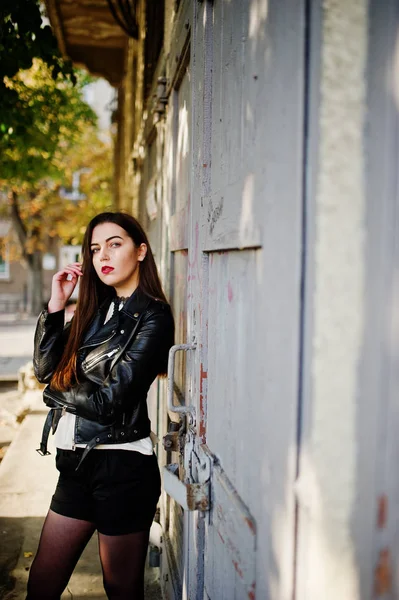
left=54, top=298, right=153, bottom=455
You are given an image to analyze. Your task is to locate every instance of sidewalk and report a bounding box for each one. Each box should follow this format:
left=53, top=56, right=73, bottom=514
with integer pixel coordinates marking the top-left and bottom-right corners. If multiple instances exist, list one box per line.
left=0, top=390, right=105, bottom=599
left=0, top=316, right=36, bottom=382
left=0, top=392, right=161, bottom=600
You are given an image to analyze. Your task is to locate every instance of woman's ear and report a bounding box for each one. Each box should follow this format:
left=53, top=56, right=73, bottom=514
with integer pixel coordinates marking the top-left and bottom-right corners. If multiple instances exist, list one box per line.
left=138, top=243, right=147, bottom=262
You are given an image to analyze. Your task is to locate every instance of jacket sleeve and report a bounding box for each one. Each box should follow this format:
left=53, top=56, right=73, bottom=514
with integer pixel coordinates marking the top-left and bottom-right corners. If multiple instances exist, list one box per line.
left=45, top=306, right=174, bottom=424
left=33, top=309, right=70, bottom=384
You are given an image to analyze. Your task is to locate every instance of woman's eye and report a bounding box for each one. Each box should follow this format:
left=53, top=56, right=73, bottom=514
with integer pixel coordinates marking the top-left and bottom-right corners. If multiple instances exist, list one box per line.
left=91, top=248, right=99, bottom=254
left=110, top=242, right=121, bottom=248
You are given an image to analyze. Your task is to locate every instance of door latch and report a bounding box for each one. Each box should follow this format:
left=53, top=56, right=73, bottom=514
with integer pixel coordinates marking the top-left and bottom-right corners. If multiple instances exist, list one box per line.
left=167, top=341, right=197, bottom=423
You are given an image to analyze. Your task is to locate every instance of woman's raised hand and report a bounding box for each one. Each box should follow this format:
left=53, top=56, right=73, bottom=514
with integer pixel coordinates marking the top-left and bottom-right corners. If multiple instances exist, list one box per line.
left=47, top=263, right=83, bottom=313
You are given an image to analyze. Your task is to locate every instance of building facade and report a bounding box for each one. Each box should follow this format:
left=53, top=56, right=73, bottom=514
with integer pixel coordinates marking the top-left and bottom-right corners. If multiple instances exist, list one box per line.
left=45, top=1, right=399, bottom=598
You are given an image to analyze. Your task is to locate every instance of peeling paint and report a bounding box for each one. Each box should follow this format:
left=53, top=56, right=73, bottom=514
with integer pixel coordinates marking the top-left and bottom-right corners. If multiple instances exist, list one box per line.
left=207, top=196, right=224, bottom=235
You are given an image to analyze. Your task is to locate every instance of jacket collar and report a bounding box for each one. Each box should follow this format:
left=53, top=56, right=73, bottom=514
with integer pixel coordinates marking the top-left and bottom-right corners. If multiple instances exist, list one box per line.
left=120, top=286, right=152, bottom=319
left=80, top=287, right=152, bottom=349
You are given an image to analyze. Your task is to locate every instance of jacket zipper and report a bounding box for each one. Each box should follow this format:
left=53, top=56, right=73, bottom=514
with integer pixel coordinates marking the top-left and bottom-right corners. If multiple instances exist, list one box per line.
left=84, top=347, right=119, bottom=369
left=79, top=330, right=117, bottom=351
left=45, top=389, right=77, bottom=413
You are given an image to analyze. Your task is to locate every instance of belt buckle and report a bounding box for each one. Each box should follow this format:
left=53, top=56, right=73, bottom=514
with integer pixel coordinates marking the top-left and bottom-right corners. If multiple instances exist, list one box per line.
left=36, top=448, right=51, bottom=456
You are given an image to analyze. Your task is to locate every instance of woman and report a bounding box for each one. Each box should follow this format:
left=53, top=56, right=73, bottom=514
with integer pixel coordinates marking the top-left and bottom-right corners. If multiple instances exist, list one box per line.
left=27, top=212, right=174, bottom=600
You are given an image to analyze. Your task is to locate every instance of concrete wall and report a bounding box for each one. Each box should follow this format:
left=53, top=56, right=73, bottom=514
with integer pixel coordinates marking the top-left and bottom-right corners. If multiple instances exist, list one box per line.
left=295, top=1, right=395, bottom=599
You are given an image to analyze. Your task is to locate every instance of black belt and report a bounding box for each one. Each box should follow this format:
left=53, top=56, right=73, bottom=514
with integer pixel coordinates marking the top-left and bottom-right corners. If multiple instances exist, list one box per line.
left=37, top=409, right=111, bottom=470
left=36, top=409, right=59, bottom=456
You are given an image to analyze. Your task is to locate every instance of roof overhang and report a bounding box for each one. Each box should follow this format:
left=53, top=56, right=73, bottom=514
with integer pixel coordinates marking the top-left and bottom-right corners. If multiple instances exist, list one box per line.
left=45, top=0, right=128, bottom=86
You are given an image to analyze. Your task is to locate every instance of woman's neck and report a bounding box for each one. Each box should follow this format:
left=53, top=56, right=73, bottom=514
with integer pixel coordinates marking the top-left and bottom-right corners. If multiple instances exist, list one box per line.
left=113, top=282, right=138, bottom=299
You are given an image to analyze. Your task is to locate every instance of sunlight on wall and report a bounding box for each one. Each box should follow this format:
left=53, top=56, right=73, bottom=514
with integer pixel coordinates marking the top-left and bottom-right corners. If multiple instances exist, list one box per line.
left=239, top=173, right=255, bottom=246
left=177, top=101, right=189, bottom=182
left=297, top=0, right=368, bottom=597
left=249, top=0, right=268, bottom=40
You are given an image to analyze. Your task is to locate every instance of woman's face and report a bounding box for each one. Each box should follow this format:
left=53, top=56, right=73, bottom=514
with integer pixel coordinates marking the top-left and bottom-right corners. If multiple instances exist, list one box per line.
left=90, top=222, right=147, bottom=295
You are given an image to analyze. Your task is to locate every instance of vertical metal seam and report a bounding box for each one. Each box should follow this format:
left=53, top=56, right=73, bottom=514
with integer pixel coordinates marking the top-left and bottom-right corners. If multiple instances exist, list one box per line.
left=292, top=0, right=312, bottom=598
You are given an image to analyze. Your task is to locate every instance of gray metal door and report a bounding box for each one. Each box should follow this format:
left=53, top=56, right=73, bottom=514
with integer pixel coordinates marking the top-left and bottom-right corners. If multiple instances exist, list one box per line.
left=159, top=4, right=195, bottom=595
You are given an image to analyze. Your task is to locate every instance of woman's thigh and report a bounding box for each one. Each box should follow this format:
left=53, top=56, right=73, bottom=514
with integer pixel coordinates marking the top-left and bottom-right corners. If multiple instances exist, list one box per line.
left=98, top=529, right=150, bottom=600
left=27, top=510, right=95, bottom=600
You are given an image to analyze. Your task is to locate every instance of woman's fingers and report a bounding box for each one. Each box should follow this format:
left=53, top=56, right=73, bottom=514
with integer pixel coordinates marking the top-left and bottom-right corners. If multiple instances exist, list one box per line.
left=53, top=264, right=83, bottom=281
left=48, top=264, right=83, bottom=313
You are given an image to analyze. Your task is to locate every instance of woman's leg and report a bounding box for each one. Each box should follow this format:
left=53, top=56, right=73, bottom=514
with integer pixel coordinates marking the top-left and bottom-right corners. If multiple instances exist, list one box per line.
left=98, top=529, right=150, bottom=600
left=26, top=509, right=96, bottom=600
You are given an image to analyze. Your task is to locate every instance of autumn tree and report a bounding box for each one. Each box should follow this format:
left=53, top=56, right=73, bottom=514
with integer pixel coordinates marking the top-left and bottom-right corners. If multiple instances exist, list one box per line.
left=0, top=0, right=75, bottom=132
left=0, top=59, right=108, bottom=314
left=32, top=127, right=114, bottom=246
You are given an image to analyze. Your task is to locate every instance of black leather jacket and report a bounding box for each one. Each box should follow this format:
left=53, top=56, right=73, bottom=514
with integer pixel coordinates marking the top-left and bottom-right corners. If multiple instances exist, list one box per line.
left=34, top=288, right=174, bottom=464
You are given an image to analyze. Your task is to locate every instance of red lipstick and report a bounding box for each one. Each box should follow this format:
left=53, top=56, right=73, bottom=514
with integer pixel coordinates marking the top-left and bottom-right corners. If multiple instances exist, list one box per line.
left=101, top=266, right=114, bottom=274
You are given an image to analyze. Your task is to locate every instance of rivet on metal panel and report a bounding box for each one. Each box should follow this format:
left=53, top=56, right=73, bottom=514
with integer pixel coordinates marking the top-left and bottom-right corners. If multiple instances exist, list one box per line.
left=377, top=495, right=388, bottom=529
left=374, top=548, right=392, bottom=596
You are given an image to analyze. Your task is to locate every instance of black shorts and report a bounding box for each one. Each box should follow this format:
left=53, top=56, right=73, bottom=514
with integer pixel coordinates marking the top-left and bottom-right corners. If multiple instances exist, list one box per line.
left=50, top=448, right=161, bottom=536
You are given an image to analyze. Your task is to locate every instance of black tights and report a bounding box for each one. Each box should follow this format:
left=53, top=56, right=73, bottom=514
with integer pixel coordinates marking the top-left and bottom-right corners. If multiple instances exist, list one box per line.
left=26, top=510, right=150, bottom=600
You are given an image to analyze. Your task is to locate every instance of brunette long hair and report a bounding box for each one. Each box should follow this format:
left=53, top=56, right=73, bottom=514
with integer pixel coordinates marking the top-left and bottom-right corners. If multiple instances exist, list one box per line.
left=51, top=212, right=169, bottom=391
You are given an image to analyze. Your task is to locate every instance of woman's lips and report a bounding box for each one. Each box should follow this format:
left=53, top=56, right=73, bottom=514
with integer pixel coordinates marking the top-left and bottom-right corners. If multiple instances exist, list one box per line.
left=101, top=266, right=114, bottom=274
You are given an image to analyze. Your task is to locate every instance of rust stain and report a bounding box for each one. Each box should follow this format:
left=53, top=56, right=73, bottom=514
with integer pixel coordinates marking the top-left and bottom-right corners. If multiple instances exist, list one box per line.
left=374, top=548, right=392, bottom=596
left=217, top=530, right=225, bottom=544
left=186, top=483, right=209, bottom=511
left=377, top=495, right=388, bottom=529
left=248, top=582, right=256, bottom=600
left=227, top=281, right=233, bottom=303
left=232, top=560, right=243, bottom=579
left=199, top=363, right=208, bottom=442
left=245, top=517, right=256, bottom=535
left=216, top=504, right=224, bottom=521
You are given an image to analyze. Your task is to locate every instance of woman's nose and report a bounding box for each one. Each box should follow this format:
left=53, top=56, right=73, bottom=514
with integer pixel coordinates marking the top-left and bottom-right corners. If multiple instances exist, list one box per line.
left=99, top=248, right=110, bottom=261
